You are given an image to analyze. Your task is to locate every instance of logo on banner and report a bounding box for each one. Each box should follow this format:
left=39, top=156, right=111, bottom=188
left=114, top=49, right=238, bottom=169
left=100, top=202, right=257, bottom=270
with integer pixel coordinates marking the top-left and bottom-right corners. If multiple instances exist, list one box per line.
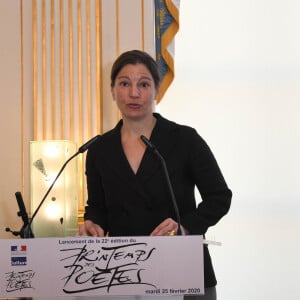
left=10, top=245, right=27, bottom=266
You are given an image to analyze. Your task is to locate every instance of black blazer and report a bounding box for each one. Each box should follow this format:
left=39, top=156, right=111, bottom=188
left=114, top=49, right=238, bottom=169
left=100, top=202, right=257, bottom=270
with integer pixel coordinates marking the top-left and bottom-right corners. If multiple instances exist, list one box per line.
left=84, top=113, right=232, bottom=287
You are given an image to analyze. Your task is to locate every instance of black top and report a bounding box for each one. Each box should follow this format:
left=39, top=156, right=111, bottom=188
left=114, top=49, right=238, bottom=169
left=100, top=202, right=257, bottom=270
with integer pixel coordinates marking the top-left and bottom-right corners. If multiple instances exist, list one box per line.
left=84, top=113, right=232, bottom=287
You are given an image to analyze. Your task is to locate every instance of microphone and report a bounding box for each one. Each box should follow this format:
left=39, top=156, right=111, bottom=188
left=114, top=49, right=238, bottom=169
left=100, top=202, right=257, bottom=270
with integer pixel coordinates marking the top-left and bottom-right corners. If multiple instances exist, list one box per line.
left=17, top=135, right=101, bottom=238
left=78, top=134, right=101, bottom=153
left=140, top=135, right=182, bottom=235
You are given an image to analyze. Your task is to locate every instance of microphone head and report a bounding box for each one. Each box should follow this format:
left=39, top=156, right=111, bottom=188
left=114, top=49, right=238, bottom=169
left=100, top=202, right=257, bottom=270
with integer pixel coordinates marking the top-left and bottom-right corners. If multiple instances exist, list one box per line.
left=140, top=135, right=155, bottom=151
left=78, top=135, right=101, bottom=153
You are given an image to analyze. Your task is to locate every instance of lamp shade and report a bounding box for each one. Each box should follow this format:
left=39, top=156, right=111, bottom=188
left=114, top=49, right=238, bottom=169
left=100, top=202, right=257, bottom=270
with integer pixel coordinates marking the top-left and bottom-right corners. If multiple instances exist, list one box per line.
left=30, top=140, right=78, bottom=237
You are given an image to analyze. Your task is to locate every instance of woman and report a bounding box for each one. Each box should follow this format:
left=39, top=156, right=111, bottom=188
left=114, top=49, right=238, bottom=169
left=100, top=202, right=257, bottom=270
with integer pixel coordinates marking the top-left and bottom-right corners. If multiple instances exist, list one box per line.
left=78, top=50, right=232, bottom=300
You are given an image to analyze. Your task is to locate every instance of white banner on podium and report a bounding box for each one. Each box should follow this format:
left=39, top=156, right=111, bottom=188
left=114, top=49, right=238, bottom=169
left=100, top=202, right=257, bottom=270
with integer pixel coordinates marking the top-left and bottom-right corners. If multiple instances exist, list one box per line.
left=0, top=235, right=204, bottom=298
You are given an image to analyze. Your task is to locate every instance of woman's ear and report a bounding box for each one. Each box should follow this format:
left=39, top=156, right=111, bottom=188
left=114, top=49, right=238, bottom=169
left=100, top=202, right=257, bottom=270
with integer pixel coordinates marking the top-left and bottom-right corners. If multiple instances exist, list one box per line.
left=111, top=87, right=116, bottom=100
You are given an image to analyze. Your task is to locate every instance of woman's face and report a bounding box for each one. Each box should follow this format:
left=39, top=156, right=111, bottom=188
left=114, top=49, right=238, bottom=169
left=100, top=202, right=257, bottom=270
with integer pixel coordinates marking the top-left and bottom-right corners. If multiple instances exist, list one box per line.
left=111, top=63, right=157, bottom=121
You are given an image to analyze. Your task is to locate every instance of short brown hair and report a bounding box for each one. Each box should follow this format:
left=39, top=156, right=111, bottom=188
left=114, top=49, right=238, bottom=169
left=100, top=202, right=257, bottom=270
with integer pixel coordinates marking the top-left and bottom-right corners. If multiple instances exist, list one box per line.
left=110, top=50, right=161, bottom=90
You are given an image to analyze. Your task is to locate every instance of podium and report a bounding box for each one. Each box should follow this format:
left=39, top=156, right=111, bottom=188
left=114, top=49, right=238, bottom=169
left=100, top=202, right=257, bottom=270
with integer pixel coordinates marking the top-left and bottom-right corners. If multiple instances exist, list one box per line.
left=0, top=235, right=204, bottom=299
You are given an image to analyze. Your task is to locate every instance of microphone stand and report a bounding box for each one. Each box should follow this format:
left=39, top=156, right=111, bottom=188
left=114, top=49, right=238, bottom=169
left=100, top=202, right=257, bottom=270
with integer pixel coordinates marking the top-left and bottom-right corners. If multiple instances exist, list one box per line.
left=141, top=135, right=182, bottom=235
left=5, top=135, right=101, bottom=239
left=5, top=191, right=34, bottom=238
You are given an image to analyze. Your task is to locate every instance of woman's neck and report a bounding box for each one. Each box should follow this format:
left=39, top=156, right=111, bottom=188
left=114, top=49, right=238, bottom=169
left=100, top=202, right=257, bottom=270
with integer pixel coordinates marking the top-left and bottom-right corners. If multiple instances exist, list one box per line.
left=120, top=115, right=157, bottom=174
left=121, top=115, right=156, bottom=139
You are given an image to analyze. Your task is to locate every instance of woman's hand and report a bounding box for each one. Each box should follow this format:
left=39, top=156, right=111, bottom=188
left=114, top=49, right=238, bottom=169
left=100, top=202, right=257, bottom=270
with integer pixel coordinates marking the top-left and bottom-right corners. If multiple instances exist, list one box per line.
left=77, top=220, right=105, bottom=237
left=150, top=218, right=179, bottom=236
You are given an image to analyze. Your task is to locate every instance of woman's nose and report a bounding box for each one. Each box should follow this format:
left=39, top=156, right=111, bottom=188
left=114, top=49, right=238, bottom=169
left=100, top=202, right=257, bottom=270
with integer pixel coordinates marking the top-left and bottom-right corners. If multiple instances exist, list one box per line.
left=129, top=85, right=140, bottom=97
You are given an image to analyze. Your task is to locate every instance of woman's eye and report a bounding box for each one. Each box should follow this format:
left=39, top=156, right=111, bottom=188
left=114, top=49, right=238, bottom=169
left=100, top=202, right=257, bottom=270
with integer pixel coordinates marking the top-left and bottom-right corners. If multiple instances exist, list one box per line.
left=120, top=81, right=129, bottom=87
left=139, top=82, right=150, bottom=88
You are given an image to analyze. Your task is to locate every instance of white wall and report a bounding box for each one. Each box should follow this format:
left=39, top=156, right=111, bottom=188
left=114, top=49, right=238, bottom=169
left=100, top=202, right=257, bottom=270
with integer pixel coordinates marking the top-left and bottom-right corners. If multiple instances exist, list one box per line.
left=0, top=0, right=23, bottom=238
left=159, top=0, right=300, bottom=299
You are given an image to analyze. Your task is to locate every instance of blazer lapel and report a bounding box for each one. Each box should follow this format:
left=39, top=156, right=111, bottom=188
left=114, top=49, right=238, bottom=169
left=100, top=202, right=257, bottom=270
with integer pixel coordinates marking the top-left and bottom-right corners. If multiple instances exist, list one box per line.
left=106, top=123, right=155, bottom=203
left=138, top=113, right=178, bottom=181
left=105, top=114, right=178, bottom=203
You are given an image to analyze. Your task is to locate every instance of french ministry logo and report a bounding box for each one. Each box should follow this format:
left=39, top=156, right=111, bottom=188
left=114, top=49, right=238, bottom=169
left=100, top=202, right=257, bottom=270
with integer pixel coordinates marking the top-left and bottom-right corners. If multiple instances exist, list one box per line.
left=11, top=245, right=27, bottom=266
